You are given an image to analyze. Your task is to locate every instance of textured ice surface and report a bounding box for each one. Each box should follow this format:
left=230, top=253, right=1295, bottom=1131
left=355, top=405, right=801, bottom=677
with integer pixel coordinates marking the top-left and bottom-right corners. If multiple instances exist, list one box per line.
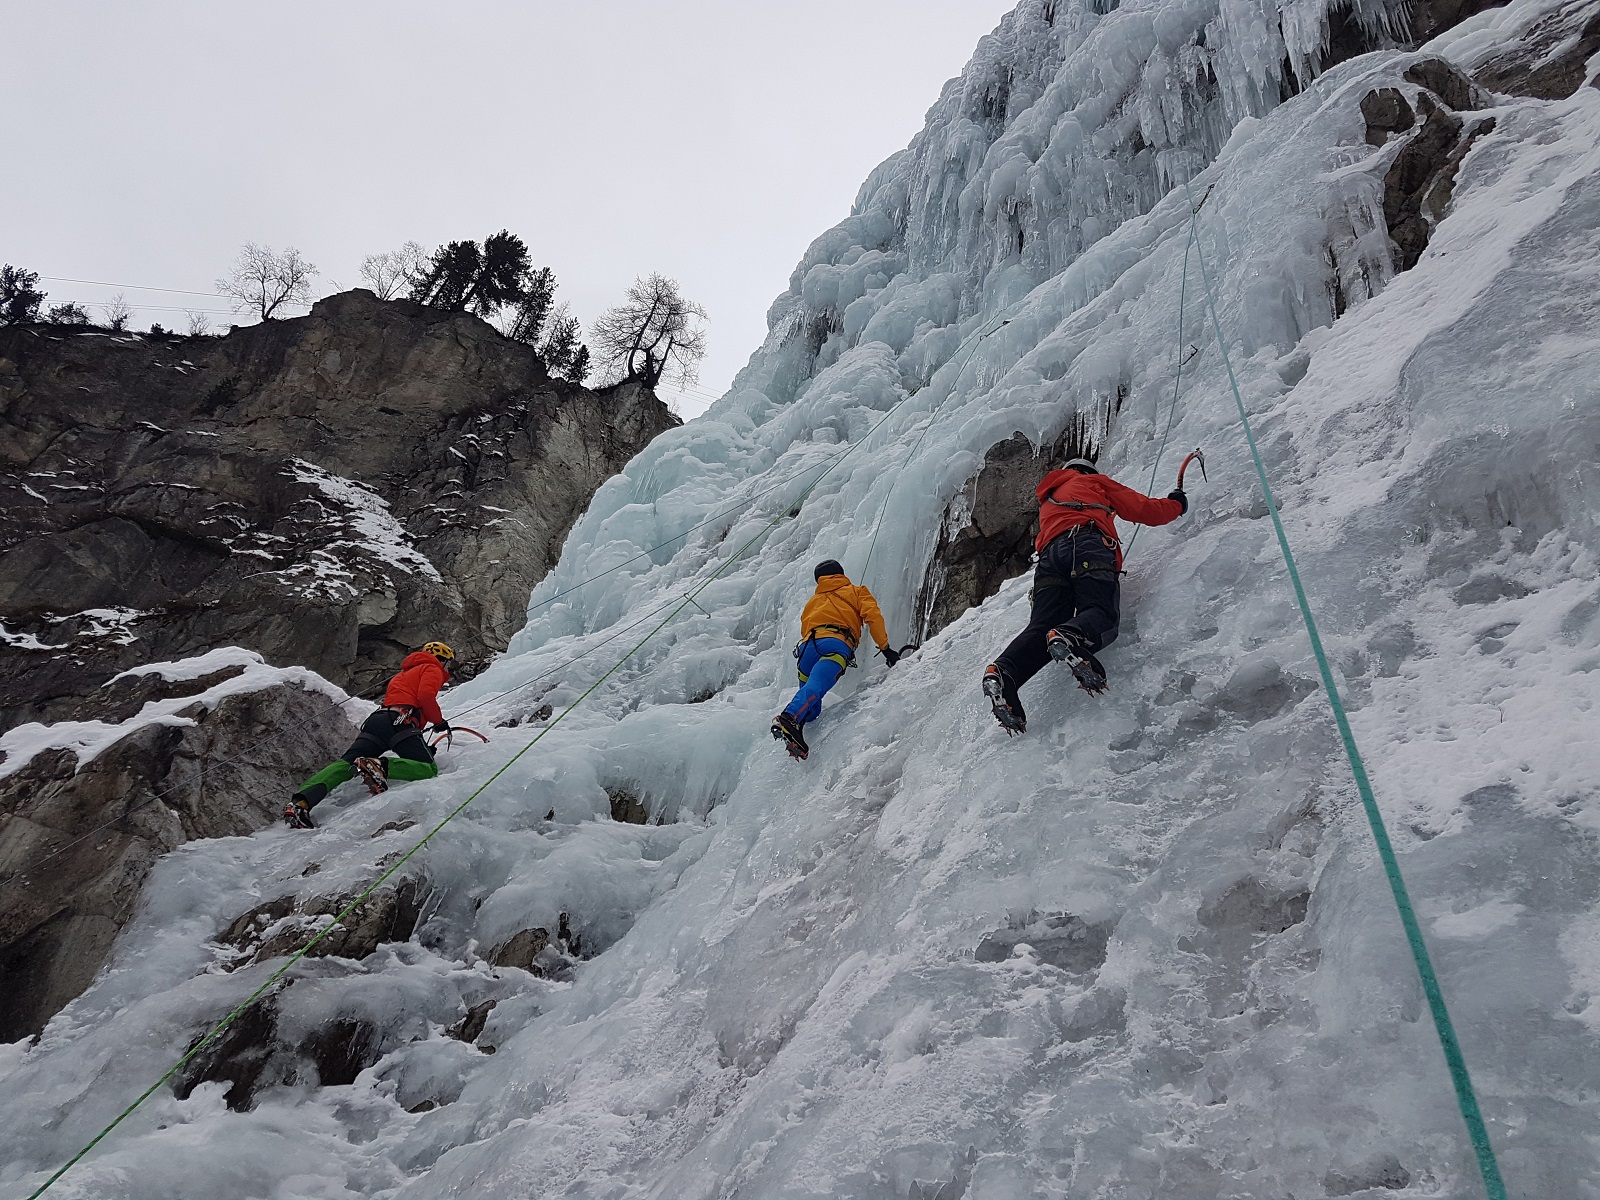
left=4, top=0, right=1600, bottom=1196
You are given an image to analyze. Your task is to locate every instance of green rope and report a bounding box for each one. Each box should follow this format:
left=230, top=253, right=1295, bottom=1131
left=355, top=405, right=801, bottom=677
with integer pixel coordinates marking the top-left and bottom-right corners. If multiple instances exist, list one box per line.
left=1181, top=181, right=1509, bottom=1200
left=25, top=393, right=911, bottom=1199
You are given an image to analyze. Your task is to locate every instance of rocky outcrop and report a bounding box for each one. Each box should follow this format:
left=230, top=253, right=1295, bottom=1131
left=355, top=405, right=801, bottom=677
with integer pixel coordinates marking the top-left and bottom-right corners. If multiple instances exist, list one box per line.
left=1359, top=59, right=1498, bottom=272
left=0, top=658, right=359, bottom=1042
left=216, top=877, right=427, bottom=969
left=1473, top=0, right=1600, bottom=99
left=0, top=289, right=678, bottom=726
left=914, top=421, right=1095, bottom=643
left=172, top=994, right=389, bottom=1113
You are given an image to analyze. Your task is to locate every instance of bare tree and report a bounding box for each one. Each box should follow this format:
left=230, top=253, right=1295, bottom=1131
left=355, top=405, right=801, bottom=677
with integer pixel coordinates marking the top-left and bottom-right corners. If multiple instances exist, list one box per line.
left=185, top=310, right=211, bottom=337
left=359, top=241, right=426, bottom=300
left=102, top=293, right=133, bottom=332
left=217, top=243, right=317, bottom=320
left=590, top=273, right=707, bottom=389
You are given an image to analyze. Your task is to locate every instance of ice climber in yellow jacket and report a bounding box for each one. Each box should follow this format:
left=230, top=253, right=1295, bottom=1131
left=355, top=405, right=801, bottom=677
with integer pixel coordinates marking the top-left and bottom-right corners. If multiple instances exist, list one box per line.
left=771, top=560, right=900, bottom=760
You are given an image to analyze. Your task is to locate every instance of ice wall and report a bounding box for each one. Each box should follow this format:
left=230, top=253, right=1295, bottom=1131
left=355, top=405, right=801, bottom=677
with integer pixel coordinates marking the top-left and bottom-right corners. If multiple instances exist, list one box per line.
left=4, top=0, right=1600, bottom=1197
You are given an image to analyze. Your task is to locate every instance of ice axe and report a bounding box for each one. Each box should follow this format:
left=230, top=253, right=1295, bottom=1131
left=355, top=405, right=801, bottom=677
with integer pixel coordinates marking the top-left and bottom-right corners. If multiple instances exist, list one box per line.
left=1177, top=448, right=1207, bottom=489
left=431, top=725, right=490, bottom=749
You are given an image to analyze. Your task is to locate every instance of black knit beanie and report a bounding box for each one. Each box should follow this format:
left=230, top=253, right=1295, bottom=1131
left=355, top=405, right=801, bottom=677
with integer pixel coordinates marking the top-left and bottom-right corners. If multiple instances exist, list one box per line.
left=813, top=559, right=844, bottom=581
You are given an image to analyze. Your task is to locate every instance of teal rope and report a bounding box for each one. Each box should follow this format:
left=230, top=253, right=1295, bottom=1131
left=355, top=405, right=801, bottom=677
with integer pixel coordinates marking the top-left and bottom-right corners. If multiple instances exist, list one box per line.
left=1182, top=182, right=1509, bottom=1200
left=24, top=393, right=913, bottom=1199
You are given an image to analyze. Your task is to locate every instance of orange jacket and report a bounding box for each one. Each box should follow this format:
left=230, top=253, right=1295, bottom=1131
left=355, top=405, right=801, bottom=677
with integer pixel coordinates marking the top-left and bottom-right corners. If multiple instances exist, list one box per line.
left=802, top=574, right=889, bottom=651
left=1035, top=469, right=1184, bottom=567
left=384, top=651, right=448, bottom=726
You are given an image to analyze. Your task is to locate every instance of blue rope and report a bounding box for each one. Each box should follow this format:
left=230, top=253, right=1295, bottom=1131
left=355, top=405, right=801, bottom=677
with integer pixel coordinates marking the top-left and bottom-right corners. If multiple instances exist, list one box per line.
left=1181, top=180, right=1510, bottom=1200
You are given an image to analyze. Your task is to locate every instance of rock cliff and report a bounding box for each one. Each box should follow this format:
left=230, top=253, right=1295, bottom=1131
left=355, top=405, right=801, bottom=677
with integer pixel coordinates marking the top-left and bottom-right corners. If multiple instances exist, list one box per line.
left=0, top=289, right=676, bottom=1040
left=0, top=289, right=678, bottom=726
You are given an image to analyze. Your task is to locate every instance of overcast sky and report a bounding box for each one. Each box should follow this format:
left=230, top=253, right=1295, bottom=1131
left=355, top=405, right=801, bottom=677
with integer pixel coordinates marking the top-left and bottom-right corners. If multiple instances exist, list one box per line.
left=3, top=1, right=1015, bottom=417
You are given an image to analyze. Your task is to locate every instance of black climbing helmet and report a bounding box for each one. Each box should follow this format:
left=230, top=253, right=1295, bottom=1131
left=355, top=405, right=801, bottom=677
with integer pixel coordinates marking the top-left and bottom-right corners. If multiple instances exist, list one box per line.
left=814, top=559, right=845, bottom=581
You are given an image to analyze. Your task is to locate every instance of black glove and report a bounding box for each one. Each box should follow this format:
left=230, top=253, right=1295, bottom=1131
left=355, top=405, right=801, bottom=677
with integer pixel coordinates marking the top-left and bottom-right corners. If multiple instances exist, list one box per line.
left=1168, top=488, right=1188, bottom=514
left=431, top=720, right=452, bottom=734
left=881, top=646, right=901, bottom=667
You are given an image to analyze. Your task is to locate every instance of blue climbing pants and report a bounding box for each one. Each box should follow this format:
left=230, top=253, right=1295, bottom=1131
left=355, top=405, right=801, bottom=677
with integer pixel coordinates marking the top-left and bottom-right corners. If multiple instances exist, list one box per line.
left=783, top=636, right=853, bottom=725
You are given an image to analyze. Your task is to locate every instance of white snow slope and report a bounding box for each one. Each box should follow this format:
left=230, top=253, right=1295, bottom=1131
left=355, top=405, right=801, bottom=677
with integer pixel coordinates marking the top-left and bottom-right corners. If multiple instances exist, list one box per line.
left=4, top=0, right=1599, bottom=1196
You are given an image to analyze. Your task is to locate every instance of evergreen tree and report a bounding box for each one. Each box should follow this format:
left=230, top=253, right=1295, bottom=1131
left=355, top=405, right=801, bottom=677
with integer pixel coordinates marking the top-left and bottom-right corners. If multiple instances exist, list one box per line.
left=407, top=232, right=592, bottom=383
left=0, top=265, right=46, bottom=326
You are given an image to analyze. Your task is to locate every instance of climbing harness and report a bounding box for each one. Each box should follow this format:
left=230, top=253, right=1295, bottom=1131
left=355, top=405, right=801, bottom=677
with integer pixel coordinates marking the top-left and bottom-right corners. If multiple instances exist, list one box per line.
left=811, top=622, right=860, bottom=649
left=1181, top=179, right=1509, bottom=1200
left=1030, top=525, right=1123, bottom=604
left=24, top=373, right=919, bottom=1200
left=386, top=704, right=425, bottom=728
left=793, top=630, right=855, bottom=681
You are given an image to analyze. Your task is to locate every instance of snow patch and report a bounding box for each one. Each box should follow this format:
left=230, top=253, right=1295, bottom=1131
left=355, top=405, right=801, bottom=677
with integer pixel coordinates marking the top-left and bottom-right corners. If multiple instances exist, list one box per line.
left=0, top=649, right=362, bottom=782
left=286, top=459, right=443, bottom=584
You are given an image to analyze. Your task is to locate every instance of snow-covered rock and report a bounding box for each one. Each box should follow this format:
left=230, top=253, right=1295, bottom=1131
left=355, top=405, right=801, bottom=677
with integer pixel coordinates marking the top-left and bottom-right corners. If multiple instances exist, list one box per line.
left=0, top=650, right=362, bottom=1043
left=4, top=0, right=1599, bottom=1197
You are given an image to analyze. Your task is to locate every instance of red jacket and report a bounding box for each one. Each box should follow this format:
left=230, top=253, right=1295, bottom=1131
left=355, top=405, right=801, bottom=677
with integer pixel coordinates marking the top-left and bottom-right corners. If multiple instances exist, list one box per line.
left=384, top=651, right=448, bottom=726
left=1035, top=469, right=1184, bottom=567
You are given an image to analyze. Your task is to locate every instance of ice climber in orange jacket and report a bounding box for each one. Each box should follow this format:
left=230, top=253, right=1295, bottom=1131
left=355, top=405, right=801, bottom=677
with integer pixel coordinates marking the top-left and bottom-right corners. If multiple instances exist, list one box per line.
left=285, top=641, right=456, bottom=828
left=983, top=458, right=1186, bottom=733
left=772, top=561, right=900, bottom=760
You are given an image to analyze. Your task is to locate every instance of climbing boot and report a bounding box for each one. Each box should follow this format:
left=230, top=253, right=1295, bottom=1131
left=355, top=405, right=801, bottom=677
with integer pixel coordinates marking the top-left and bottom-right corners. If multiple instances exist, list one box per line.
left=1048, top=629, right=1109, bottom=695
left=771, top=712, right=809, bottom=760
left=1046, top=628, right=1074, bottom=663
left=1069, top=651, right=1108, bottom=695
left=353, top=756, right=390, bottom=796
left=283, top=796, right=316, bottom=829
left=982, top=664, right=1026, bottom=735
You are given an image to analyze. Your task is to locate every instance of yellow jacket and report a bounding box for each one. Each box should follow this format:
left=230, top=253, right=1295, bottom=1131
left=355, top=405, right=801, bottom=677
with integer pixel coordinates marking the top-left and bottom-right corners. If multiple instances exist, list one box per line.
left=801, top=574, right=888, bottom=651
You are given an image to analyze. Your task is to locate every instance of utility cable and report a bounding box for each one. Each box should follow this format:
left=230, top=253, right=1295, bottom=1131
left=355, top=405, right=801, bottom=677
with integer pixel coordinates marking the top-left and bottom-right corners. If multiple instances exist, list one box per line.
left=1125, top=194, right=1204, bottom=560
left=40, top=276, right=233, bottom=299
left=859, top=313, right=1012, bottom=582
left=23, top=385, right=913, bottom=1200
left=1182, top=180, right=1509, bottom=1200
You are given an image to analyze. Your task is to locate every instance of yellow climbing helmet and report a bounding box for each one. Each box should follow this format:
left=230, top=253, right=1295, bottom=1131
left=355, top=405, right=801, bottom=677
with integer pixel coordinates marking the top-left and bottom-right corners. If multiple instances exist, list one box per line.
left=422, top=641, right=455, bottom=662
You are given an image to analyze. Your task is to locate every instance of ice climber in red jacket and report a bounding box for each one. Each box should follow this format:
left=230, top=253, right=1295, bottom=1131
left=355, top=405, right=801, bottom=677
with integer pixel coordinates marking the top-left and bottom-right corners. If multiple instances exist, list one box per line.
left=983, top=458, right=1186, bottom=734
left=284, top=641, right=456, bottom=828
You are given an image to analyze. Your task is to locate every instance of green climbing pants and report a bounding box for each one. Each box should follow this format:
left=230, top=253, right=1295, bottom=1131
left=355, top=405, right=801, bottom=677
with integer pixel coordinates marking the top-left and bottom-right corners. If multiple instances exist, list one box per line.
left=295, top=708, right=438, bottom=807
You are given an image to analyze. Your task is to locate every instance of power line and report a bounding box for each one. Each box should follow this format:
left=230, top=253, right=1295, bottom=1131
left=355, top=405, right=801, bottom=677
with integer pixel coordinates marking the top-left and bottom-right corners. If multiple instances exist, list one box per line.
left=46, top=301, right=245, bottom=317
left=40, top=276, right=230, bottom=299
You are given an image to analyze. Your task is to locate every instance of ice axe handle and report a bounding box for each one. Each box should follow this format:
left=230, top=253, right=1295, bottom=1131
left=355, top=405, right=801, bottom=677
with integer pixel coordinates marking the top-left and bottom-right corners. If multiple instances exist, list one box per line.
left=1177, top=448, right=1207, bottom=489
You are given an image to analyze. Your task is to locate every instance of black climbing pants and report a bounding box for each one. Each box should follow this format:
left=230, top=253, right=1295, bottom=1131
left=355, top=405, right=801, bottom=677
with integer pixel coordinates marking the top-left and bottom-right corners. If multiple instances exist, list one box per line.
left=994, top=525, right=1121, bottom=693
left=295, top=708, right=436, bottom=807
